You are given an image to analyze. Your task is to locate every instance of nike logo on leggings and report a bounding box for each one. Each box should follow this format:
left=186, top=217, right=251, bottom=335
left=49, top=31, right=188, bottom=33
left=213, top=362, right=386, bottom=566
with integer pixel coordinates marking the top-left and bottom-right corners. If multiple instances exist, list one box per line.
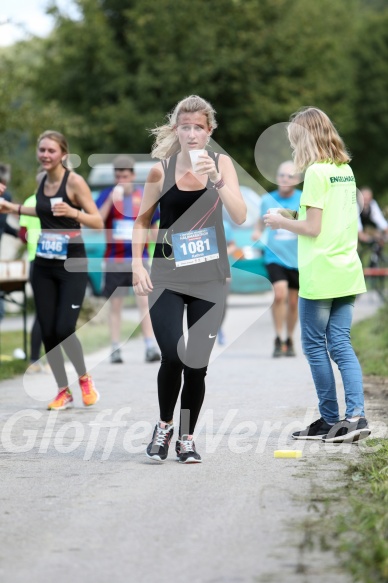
left=209, top=334, right=216, bottom=338
left=71, top=304, right=80, bottom=309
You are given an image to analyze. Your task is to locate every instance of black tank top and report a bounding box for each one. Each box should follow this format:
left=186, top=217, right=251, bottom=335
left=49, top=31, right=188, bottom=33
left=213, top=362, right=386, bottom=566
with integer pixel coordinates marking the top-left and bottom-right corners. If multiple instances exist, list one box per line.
left=151, top=152, right=230, bottom=284
left=35, top=170, right=86, bottom=264
left=360, top=206, right=377, bottom=229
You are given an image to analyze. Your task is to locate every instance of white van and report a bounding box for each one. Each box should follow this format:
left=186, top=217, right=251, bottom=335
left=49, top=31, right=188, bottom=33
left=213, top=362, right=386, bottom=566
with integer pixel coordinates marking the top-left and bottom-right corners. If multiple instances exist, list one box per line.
left=88, top=160, right=155, bottom=197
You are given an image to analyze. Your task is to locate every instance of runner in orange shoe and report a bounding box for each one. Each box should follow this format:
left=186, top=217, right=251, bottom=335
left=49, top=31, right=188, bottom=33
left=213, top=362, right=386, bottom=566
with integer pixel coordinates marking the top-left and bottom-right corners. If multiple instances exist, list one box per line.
left=0, top=131, right=103, bottom=409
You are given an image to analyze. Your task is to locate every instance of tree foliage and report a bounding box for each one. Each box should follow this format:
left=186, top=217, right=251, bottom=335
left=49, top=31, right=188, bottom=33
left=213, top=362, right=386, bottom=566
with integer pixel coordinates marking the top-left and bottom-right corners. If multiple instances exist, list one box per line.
left=1, top=0, right=388, bottom=200
left=0, top=40, right=76, bottom=196
left=349, top=8, right=388, bottom=194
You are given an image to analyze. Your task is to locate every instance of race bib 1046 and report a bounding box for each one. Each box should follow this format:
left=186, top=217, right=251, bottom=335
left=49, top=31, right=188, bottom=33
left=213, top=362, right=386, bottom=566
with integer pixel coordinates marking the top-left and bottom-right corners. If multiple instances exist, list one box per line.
left=36, top=232, right=69, bottom=260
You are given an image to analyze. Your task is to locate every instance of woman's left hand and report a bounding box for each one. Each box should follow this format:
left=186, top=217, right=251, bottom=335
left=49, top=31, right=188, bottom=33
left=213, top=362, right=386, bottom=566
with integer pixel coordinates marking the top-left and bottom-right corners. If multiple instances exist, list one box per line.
left=52, top=201, right=77, bottom=218
left=195, top=152, right=219, bottom=183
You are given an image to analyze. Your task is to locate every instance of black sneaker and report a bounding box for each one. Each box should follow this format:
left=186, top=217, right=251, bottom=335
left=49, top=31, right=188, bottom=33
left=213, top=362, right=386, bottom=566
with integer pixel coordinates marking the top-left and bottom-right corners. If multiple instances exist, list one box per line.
left=146, top=422, right=174, bottom=461
left=323, top=418, right=371, bottom=444
left=110, top=348, right=123, bottom=364
left=273, top=337, right=283, bottom=358
left=284, top=338, right=296, bottom=357
left=145, top=346, right=161, bottom=363
left=292, top=417, right=333, bottom=440
left=175, top=436, right=202, bottom=464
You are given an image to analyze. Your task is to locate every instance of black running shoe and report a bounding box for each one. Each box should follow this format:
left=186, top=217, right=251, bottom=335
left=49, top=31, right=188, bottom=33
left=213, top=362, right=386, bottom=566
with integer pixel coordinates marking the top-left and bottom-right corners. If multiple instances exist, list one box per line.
left=146, top=422, right=174, bottom=461
left=273, top=337, right=283, bottom=358
left=323, top=418, right=371, bottom=444
left=284, top=338, right=296, bottom=357
left=292, top=417, right=333, bottom=440
left=175, top=436, right=202, bottom=464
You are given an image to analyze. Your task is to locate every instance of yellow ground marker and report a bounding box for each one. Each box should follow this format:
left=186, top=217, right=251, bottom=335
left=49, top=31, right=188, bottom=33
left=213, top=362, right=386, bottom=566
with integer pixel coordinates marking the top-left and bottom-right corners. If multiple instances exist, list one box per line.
left=274, top=450, right=302, bottom=459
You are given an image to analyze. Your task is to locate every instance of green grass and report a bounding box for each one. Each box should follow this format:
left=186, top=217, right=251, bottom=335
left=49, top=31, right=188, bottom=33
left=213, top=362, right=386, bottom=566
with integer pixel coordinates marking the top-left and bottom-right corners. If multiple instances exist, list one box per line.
left=297, top=304, right=388, bottom=580
left=298, top=439, right=388, bottom=583
left=0, top=357, right=29, bottom=381
left=334, top=439, right=388, bottom=583
left=352, top=304, right=388, bottom=376
left=76, top=319, right=139, bottom=354
left=0, top=329, right=33, bottom=381
left=297, top=302, right=388, bottom=580
left=0, top=318, right=139, bottom=381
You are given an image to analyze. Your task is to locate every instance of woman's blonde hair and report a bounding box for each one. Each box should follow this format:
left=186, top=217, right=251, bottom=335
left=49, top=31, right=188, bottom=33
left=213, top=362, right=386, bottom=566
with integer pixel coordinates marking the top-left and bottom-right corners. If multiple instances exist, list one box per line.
left=150, top=95, right=217, bottom=160
left=37, top=130, right=72, bottom=169
left=37, top=130, right=69, bottom=154
left=287, top=107, right=350, bottom=172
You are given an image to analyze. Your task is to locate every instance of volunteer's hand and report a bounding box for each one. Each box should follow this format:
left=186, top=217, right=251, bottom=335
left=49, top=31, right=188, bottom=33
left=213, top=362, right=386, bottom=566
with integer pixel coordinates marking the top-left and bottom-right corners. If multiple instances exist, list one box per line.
left=263, top=212, right=285, bottom=230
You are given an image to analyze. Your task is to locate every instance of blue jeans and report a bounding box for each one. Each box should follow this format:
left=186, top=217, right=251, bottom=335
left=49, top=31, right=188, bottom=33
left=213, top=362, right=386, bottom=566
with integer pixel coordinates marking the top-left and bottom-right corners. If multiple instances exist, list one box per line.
left=299, top=296, right=365, bottom=423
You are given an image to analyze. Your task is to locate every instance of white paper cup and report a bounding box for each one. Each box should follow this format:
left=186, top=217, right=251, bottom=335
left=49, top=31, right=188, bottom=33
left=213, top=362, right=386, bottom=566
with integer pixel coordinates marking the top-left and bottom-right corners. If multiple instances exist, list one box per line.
left=50, top=197, right=62, bottom=210
left=268, top=207, right=298, bottom=219
left=189, top=149, right=206, bottom=172
left=112, top=184, right=124, bottom=201
left=13, top=348, right=26, bottom=360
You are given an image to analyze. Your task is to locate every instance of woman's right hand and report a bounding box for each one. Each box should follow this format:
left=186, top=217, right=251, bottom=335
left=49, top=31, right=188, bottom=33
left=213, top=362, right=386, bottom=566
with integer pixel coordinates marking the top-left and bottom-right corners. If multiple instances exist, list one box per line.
left=132, top=263, right=154, bottom=296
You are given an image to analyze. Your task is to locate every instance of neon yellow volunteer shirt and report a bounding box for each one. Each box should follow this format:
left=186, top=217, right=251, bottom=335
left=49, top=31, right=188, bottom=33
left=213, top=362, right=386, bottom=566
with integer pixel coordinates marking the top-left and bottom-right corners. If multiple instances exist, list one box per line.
left=19, top=195, right=41, bottom=262
left=298, top=162, right=366, bottom=300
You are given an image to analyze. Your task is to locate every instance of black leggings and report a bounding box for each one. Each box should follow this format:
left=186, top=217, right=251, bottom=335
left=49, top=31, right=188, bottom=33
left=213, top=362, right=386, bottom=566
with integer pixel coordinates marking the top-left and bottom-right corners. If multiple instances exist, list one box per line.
left=30, top=316, right=42, bottom=362
left=29, top=262, right=42, bottom=362
left=31, top=262, right=88, bottom=388
left=149, top=281, right=226, bottom=436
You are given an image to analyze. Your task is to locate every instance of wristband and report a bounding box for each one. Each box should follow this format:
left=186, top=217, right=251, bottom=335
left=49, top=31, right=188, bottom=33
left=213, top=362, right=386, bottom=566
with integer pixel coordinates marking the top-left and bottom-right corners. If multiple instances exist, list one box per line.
left=18, top=204, right=22, bottom=216
left=213, top=177, right=225, bottom=190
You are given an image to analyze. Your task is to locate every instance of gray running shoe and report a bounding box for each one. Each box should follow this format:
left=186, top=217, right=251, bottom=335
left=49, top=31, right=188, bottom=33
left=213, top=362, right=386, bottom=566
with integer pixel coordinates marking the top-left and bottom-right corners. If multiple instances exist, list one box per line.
left=110, top=348, right=123, bottom=364
left=175, top=436, right=202, bottom=463
left=145, top=346, right=161, bottom=362
left=146, top=422, right=174, bottom=461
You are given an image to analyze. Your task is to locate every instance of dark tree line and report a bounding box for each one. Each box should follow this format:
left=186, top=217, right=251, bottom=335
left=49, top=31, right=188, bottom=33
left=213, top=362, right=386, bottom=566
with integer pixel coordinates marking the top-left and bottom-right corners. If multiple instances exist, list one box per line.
left=1, top=0, right=388, bottom=200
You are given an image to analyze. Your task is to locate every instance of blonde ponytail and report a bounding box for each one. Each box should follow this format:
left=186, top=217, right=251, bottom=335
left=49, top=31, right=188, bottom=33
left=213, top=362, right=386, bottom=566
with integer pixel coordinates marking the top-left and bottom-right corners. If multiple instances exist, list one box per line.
left=150, top=124, right=180, bottom=160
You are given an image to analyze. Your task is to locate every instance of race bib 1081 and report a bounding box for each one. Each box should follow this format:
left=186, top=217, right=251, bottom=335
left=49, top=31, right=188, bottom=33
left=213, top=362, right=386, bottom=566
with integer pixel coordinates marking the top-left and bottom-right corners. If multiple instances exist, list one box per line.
left=172, top=226, right=219, bottom=267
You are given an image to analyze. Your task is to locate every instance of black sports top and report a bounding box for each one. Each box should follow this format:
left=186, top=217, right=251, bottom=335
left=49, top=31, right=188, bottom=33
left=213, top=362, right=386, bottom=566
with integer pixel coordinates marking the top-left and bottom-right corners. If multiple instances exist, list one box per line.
left=151, top=152, right=230, bottom=284
left=360, top=206, right=376, bottom=229
left=35, top=169, right=86, bottom=264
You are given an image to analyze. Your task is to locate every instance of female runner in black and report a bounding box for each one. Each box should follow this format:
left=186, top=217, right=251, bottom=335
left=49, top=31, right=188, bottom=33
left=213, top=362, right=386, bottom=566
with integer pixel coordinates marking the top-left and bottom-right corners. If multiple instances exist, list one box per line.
left=0, top=130, right=103, bottom=410
left=132, top=96, right=246, bottom=463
